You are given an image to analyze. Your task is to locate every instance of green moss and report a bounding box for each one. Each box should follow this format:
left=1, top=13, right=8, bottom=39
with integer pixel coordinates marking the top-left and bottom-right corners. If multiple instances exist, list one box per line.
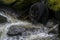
left=48, top=0, right=60, bottom=11
left=1, top=0, right=16, bottom=4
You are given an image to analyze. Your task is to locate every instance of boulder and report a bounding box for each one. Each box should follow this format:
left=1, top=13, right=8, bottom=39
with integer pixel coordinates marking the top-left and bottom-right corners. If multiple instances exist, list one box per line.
left=29, top=2, right=49, bottom=25
left=7, top=26, right=26, bottom=36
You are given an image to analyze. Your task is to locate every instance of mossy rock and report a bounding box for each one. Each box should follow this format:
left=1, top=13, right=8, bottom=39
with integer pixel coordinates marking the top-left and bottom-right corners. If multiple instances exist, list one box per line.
left=47, top=0, right=60, bottom=22
left=48, top=0, right=60, bottom=11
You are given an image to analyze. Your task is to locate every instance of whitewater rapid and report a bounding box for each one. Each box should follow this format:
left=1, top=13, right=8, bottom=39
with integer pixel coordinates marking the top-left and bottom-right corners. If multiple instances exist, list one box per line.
left=0, top=11, right=58, bottom=40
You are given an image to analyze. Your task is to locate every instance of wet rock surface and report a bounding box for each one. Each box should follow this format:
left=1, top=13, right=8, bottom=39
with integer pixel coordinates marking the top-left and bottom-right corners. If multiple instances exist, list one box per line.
left=7, top=25, right=58, bottom=40
left=29, top=2, right=49, bottom=25
left=0, top=15, right=7, bottom=23
left=7, top=25, right=44, bottom=36
left=7, top=23, right=58, bottom=37
left=7, top=26, right=26, bottom=36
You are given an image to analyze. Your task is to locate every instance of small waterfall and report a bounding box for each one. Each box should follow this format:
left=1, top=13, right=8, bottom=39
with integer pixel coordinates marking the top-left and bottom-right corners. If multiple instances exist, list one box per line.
left=0, top=11, right=58, bottom=40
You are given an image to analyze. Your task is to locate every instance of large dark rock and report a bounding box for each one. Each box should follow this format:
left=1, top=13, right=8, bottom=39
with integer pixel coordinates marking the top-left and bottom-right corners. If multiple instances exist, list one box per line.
left=29, top=2, right=49, bottom=25
left=7, top=26, right=26, bottom=36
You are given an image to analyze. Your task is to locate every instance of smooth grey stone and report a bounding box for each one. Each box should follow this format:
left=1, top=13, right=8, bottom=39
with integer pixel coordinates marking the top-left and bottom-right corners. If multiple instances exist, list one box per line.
left=7, top=26, right=26, bottom=36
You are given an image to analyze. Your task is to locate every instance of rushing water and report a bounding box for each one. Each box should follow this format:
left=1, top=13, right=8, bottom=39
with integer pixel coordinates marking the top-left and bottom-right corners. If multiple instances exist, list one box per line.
left=0, top=11, right=59, bottom=40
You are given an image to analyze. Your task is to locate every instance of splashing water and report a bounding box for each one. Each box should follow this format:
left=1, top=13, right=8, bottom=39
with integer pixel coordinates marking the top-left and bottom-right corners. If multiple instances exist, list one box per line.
left=0, top=11, right=58, bottom=40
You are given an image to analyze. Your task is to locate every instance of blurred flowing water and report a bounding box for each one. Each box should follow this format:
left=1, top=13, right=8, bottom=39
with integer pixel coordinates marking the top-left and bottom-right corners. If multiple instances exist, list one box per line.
left=0, top=11, right=59, bottom=40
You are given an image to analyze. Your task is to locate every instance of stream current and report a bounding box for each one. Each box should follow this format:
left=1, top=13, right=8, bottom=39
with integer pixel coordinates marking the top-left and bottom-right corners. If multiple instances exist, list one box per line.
left=0, top=9, right=59, bottom=40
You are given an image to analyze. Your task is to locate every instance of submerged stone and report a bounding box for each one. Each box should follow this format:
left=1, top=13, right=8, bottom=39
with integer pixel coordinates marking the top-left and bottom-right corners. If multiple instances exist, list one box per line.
left=7, top=26, right=26, bottom=36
